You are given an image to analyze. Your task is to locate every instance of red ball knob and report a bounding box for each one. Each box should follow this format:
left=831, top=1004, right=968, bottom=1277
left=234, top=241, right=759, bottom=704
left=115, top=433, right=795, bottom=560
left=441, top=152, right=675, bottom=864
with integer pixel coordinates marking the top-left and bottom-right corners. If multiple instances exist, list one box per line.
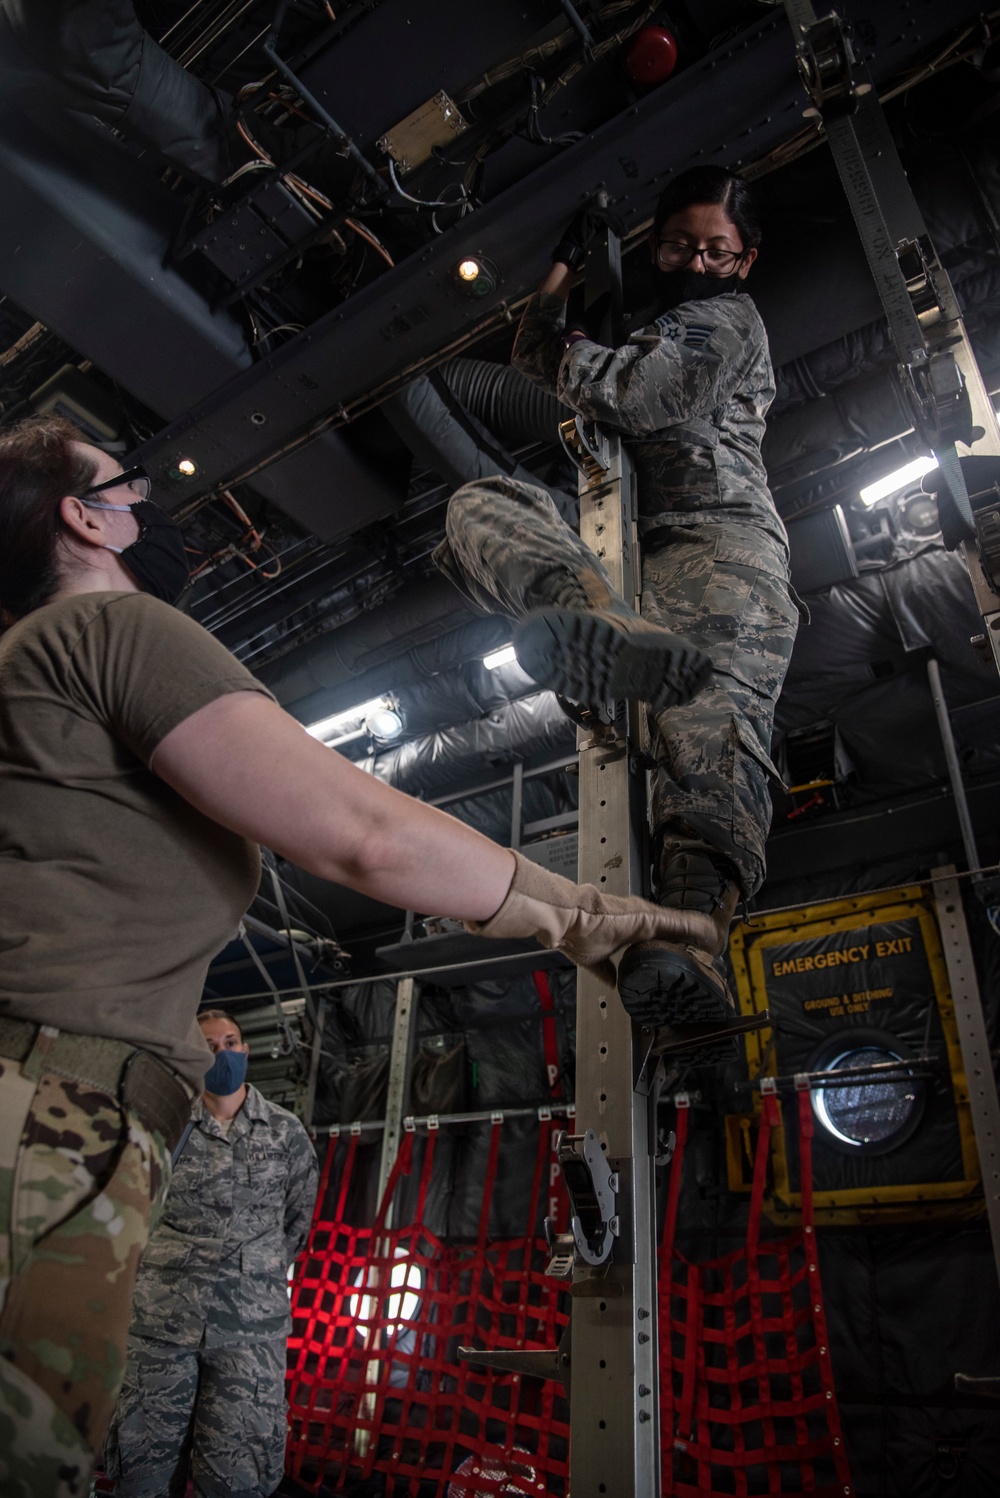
left=624, top=24, right=678, bottom=86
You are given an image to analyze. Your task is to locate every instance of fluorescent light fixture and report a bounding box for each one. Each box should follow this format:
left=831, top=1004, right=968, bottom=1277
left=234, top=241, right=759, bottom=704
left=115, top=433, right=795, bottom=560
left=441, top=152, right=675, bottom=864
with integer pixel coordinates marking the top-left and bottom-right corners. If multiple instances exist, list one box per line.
left=859, top=455, right=938, bottom=507
left=483, top=643, right=517, bottom=670
left=306, top=696, right=393, bottom=741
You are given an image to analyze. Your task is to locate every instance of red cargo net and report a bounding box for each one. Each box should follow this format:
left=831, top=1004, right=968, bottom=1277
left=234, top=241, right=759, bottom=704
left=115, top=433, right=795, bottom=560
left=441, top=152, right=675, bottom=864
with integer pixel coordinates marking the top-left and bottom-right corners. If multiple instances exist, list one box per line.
left=286, top=1090, right=852, bottom=1496
left=660, top=1087, right=854, bottom=1497
left=286, top=1116, right=571, bottom=1495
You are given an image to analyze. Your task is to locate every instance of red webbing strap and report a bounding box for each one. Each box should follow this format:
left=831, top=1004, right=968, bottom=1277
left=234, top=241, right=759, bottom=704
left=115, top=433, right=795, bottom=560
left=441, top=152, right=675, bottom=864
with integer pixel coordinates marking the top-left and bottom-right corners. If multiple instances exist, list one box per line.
left=373, top=1127, right=416, bottom=1236
left=478, top=1118, right=503, bottom=1254
left=342, top=1129, right=419, bottom=1485
left=532, top=971, right=564, bottom=1097
left=525, top=1111, right=550, bottom=1244
left=310, top=1129, right=338, bottom=1228
left=798, top=1086, right=854, bottom=1495
left=746, top=1092, right=781, bottom=1497
left=746, top=1089, right=778, bottom=1248
left=377, top=1128, right=440, bottom=1497
left=333, top=1130, right=359, bottom=1221
left=415, top=1126, right=438, bottom=1222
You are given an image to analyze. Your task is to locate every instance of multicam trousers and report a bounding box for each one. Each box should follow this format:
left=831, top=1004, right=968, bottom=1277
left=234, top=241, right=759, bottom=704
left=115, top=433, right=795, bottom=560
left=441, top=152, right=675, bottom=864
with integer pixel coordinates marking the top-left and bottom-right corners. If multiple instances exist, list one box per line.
left=103, top=1335, right=288, bottom=1498
left=437, top=475, right=801, bottom=897
left=0, top=1050, right=170, bottom=1498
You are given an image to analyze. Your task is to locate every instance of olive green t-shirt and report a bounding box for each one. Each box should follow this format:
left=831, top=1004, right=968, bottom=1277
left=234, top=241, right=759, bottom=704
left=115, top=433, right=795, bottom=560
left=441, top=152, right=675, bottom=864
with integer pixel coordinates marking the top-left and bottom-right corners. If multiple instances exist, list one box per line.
left=0, top=591, right=274, bottom=1091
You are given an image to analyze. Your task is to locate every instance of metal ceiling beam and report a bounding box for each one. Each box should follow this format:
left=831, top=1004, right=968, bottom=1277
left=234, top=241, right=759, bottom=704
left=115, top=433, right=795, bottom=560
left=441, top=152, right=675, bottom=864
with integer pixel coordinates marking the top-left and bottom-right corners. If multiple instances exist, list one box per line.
left=135, top=0, right=979, bottom=505
left=0, top=112, right=407, bottom=540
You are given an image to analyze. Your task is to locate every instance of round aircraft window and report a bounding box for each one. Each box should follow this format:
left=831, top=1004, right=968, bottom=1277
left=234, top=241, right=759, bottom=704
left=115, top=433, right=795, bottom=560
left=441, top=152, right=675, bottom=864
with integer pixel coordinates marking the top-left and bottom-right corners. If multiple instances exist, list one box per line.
left=808, top=1029, right=926, bottom=1156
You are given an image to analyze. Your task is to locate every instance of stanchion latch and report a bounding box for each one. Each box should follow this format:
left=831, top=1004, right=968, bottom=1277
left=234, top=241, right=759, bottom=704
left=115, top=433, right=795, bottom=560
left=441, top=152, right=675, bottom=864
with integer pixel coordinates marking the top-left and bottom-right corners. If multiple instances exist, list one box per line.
left=544, top=1128, right=619, bottom=1278
left=559, top=415, right=610, bottom=483
left=791, top=9, right=869, bottom=117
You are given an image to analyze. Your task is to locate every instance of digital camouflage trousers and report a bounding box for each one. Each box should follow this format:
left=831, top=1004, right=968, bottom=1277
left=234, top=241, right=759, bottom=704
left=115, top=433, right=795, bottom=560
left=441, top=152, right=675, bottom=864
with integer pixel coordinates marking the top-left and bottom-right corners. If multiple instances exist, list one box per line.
left=0, top=1050, right=170, bottom=1498
left=437, top=475, right=800, bottom=897
left=103, top=1334, right=288, bottom=1498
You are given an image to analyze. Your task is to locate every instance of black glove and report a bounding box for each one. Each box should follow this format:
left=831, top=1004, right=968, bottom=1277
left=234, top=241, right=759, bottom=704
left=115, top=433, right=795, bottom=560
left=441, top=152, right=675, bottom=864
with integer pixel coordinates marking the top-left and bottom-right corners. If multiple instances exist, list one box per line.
left=551, top=200, right=624, bottom=270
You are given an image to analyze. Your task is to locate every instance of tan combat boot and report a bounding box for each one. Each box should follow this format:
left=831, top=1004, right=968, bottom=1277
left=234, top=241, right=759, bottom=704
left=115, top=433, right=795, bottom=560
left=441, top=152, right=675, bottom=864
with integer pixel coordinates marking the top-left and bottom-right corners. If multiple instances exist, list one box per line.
left=616, top=850, right=742, bottom=1032
left=512, top=570, right=711, bottom=714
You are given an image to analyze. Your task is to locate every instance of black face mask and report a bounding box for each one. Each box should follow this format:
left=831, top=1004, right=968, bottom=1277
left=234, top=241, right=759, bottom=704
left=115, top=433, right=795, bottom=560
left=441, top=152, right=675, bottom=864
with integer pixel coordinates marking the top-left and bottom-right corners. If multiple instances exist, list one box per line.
left=656, top=268, right=742, bottom=312
left=83, top=498, right=191, bottom=605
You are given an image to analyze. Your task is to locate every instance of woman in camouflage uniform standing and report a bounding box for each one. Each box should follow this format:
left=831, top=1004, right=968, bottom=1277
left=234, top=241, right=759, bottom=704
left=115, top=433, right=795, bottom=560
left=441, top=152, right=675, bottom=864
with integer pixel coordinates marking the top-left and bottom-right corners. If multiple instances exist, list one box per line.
left=0, top=421, right=711, bottom=1497
left=438, top=167, right=802, bottom=1033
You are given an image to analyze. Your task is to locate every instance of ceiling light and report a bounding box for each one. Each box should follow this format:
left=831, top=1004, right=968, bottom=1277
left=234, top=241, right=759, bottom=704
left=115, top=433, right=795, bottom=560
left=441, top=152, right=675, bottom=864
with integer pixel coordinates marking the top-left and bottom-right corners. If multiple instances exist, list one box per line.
left=367, top=706, right=404, bottom=740
left=859, top=455, right=938, bottom=506
left=483, top=643, right=517, bottom=670
left=454, top=254, right=498, bottom=298
left=177, top=457, right=198, bottom=477
left=306, top=696, right=392, bottom=740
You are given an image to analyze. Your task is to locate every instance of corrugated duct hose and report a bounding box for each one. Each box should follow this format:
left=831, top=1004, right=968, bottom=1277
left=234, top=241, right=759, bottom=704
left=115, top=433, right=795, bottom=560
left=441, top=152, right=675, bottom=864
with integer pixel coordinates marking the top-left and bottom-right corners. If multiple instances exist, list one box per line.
left=437, top=358, right=567, bottom=449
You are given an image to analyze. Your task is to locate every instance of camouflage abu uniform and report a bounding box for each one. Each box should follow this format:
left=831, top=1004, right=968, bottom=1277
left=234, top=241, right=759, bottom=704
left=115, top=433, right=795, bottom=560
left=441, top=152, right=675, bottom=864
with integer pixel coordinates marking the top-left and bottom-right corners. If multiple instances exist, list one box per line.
left=0, top=1050, right=171, bottom=1498
left=438, top=289, right=801, bottom=897
left=103, top=1083, right=318, bottom=1498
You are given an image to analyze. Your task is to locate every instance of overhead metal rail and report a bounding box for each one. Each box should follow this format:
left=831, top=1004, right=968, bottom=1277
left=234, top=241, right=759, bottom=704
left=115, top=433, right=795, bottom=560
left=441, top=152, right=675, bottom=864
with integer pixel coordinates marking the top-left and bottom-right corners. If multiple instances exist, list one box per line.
left=132, top=0, right=987, bottom=504
left=776, top=0, right=1000, bottom=676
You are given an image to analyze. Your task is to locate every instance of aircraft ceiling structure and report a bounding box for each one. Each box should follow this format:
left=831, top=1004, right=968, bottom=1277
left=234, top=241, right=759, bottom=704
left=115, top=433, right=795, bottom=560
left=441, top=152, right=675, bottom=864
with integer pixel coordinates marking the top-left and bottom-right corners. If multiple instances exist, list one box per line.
left=0, top=0, right=998, bottom=959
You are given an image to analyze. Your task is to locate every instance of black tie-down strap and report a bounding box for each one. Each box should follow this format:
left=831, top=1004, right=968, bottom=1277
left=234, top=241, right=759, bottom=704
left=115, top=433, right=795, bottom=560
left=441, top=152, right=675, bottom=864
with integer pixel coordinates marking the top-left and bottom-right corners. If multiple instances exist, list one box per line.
left=923, top=455, right=1000, bottom=584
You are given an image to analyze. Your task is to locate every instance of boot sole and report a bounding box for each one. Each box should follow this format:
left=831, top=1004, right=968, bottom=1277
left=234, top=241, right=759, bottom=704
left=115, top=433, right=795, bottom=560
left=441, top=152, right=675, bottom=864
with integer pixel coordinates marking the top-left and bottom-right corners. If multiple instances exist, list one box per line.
left=513, top=608, right=711, bottom=713
left=618, top=947, right=739, bottom=1066
left=616, top=944, right=732, bottom=1029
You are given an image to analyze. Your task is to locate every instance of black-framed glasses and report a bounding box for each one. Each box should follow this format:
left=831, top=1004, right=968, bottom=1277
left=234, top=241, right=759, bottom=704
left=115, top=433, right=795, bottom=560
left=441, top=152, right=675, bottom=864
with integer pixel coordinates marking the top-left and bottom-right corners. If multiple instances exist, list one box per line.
left=79, top=465, right=151, bottom=503
left=656, top=240, right=746, bottom=275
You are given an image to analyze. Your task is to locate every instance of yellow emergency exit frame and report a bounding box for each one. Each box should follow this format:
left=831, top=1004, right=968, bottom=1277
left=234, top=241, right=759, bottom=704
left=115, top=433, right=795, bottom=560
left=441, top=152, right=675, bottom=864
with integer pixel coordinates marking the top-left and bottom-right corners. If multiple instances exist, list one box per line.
left=729, top=884, right=981, bottom=1225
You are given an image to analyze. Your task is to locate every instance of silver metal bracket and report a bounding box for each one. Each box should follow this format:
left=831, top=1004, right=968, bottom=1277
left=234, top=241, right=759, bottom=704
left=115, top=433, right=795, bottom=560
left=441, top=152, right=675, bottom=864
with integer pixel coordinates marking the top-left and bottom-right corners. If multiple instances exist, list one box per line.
left=648, top=1007, right=774, bottom=1059
left=458, top=1322, right=572, bottom=1397
left=544, top=1128, right=620, bottom=1274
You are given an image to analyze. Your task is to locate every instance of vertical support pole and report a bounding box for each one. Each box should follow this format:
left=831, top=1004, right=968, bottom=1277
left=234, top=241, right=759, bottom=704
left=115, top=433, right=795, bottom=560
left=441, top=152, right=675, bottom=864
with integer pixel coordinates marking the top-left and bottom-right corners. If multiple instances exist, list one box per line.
left=568, top=214, right=661, bottom=1497
left=511, top=758, right=525, bottom=850
left=302, top=999, right=325, bottom=1129
left=357, top=974, right=419, bottom=1458
left=377, top=975, right=418, bottom=1217
left=926, top=657, right=981, bottom=874
left=932, top=868, right=1000, bottom=1292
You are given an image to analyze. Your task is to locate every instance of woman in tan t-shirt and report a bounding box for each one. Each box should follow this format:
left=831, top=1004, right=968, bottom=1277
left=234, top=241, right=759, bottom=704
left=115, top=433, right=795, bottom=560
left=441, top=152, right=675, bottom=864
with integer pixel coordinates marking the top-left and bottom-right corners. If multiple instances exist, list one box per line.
left=0, top=415, right=711, bottom=1496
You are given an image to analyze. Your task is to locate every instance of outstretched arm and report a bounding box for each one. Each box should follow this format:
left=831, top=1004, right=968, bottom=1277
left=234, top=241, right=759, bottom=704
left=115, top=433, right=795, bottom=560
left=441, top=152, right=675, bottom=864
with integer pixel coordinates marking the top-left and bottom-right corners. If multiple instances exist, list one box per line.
left=151, top=691, right=517, bottom=921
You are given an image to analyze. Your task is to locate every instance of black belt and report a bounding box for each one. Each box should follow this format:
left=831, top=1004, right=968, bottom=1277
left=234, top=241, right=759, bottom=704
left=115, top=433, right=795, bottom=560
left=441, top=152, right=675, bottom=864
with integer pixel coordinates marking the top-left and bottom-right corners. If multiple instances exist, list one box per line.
left=0, top=1015, right=192, bottom=1153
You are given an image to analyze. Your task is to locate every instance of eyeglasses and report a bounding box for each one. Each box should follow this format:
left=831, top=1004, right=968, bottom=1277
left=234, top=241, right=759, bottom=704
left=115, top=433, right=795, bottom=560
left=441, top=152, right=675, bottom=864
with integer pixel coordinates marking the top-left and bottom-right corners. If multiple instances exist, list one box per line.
left=656, top=240, right=746, bottom=275
left=78, top=465, right=151, bottom=503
